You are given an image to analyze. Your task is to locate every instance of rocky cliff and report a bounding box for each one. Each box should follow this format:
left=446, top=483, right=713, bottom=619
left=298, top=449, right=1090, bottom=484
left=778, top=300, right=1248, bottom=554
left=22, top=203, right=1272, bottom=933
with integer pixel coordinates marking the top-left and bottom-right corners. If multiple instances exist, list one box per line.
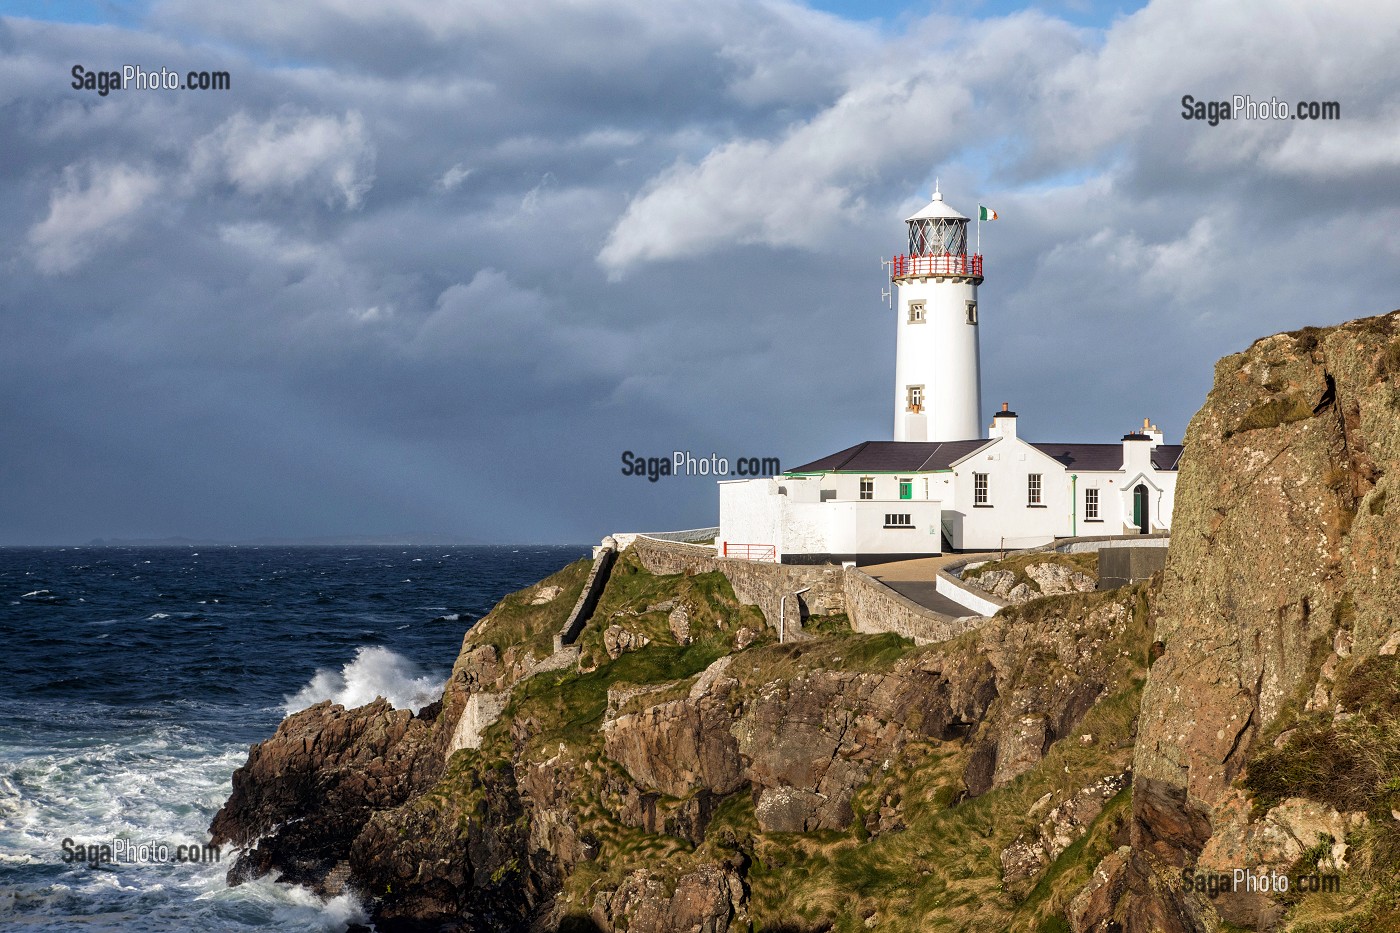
left=211, top=310, right=1400, bottom=933
left=1096, top=310, right=1400, bottom=932
left=212, top=545, right=1155, bottom=931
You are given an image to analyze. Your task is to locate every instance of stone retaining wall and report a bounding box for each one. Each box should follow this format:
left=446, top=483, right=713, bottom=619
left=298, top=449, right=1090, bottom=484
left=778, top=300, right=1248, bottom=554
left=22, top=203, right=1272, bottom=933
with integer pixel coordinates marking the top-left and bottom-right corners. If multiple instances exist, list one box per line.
left=627, top=535, right=976, bottom=644
left=628, top=535, right=844, bottom=634
left=555, top=544, right=616, bottom=651
left=842, top=569, right=982, bottom=645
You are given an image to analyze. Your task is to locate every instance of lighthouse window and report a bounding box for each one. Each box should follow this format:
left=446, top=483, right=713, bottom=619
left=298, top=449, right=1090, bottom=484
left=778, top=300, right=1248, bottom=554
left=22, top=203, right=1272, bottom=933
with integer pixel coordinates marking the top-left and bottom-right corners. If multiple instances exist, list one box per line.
left=1027, top=474, right=1042, bottom=505
left=908, top=300, right=926, bottom=323
left=965, top=300, right=978, bottom=325
left=906, top=385, right=924, bottom=412
left=859, top=477, right=874, bottom=500
left=1085, top=487, right=1100, bottom=520
left=974, top=472, right=989, bottom=505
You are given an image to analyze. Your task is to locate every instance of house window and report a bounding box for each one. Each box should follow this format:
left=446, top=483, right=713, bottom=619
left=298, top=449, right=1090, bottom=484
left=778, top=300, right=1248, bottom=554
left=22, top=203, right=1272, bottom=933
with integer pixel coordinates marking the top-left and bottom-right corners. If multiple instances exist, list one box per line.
left=1027, top=473, right=1042, bottom=505
left=908, top=300, right=926, bottom=323
left=966, top=300, right=978, bottom=325
left=884, top=513, right=913, bottom=528
left=906, top=385, right=924, bottom=413
left=859, top=477, right=874, bottom=500
left=899, top=478, right=912, bottom=500
left=974, top=472, right=989, bottom=505
left=1085, top=487, right=1099, bottom=519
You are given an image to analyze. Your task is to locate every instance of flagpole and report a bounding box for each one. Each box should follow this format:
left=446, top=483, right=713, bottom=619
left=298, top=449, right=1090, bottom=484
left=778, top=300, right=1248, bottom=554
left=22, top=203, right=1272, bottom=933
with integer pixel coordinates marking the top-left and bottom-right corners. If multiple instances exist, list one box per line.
left=976, top=210, right=981, bottom=257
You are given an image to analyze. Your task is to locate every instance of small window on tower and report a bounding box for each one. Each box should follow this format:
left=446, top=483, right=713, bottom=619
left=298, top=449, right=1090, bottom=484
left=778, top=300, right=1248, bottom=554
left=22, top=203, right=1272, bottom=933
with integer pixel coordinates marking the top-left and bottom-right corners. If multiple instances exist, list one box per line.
left=908, top=300, right=926, bottom=323
left=966, top=300, right=978, bottom=325
left=906, top=385, right=924, bottom=413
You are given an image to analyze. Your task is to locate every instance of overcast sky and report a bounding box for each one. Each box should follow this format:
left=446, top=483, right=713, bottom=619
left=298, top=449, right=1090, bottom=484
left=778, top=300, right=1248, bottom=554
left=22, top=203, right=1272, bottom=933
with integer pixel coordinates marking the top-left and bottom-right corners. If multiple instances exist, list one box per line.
left=2, top=0, right=1398, bottom=545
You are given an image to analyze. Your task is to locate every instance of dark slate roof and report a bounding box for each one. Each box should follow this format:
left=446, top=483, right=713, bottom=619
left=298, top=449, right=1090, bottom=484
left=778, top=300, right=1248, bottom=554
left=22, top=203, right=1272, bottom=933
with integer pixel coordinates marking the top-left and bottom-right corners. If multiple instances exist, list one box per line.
left=788, top=439, right=1186, bottom=475
left=1031, top=443, right=1124, bottom=471
left=1152, top=444, right=1185, bottom=470
left=1031, top=442, right=1186, bottom=472
left=786, top=440, right=990, bottom=474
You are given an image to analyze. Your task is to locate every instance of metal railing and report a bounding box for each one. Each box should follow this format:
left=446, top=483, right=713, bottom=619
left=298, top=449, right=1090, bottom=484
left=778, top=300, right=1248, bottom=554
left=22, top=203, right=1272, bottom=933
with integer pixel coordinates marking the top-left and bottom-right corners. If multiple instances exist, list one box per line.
left=722, top=543, right=777, bottom=562
left=890, top=253, right=983, bottom=280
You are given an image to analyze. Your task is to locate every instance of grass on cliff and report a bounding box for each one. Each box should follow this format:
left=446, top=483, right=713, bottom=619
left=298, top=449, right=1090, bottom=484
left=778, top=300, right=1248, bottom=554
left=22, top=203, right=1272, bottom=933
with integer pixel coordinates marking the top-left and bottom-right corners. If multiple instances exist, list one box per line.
left=441, top=557, right=1158, bottom=933
left=731, top=670, right=1143, bottom=933
left=1244, top=655, right=1400, bottom=819
left=443, top=552, right=768, bottom=908
left=574, top=549, right=768, bottom=670
left=469, top=557, right=594, bottom=660
left=1236, top=653, right=1400, bottom=930
left=730, top=585, right=1155, bottom=933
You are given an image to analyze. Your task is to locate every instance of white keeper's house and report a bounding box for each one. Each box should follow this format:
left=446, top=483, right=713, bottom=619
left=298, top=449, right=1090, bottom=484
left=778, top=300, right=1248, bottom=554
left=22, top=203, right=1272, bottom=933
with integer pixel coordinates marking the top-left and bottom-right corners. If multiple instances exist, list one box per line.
left=717, top=187, right=1182, bottom=564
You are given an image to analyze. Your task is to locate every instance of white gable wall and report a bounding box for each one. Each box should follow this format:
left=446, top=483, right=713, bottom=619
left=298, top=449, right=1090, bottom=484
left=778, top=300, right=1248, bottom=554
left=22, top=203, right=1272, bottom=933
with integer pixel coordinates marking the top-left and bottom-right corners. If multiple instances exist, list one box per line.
left=946, top=435, right=1074, bottom=550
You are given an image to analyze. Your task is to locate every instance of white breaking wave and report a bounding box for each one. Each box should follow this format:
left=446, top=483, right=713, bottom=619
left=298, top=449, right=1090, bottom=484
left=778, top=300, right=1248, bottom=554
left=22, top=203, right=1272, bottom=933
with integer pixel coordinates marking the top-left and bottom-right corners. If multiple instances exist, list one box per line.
left=0, top=724, right=371, bottom=932
left=282, top=646, right=442, bottom=716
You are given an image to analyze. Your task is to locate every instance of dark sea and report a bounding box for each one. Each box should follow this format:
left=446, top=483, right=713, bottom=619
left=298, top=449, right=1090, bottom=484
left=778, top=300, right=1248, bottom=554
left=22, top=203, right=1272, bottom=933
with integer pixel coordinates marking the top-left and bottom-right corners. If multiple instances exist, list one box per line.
left=0, top=545, right=588, bottom=930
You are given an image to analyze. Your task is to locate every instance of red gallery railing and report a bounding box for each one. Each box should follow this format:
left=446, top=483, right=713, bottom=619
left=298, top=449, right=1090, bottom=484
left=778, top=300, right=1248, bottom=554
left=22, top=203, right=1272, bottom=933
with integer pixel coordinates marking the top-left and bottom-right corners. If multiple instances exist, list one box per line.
left=890, top=253, right=983, bottom=280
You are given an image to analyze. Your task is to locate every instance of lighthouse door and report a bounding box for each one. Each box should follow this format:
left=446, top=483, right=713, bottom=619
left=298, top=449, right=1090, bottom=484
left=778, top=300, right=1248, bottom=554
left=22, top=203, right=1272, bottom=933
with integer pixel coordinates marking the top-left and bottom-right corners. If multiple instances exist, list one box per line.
left=1133, top=484, right=1148, bottom=534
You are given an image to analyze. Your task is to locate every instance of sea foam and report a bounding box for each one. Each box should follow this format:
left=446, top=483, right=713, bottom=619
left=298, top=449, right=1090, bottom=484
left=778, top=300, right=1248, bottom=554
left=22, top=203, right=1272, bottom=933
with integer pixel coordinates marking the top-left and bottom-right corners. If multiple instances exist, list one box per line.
left=282, top=646, right=442, bottom=716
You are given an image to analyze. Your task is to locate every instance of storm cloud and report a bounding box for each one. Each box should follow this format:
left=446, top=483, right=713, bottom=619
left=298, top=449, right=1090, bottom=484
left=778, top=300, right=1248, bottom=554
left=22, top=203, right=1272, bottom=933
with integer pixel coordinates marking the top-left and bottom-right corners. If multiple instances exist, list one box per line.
left=2, top=0, right=1398, bottom=544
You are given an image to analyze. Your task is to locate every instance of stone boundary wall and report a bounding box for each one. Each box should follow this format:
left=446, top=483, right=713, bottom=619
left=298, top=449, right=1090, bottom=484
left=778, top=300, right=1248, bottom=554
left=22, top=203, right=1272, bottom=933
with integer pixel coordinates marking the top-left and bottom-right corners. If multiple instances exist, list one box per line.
left=842, top=569, right=982, bottom=645
left=555, top=544, right=617, bottom=651
left=627, top=535, right=843, bottom=634
left=627, top=535, right=983, bottom=644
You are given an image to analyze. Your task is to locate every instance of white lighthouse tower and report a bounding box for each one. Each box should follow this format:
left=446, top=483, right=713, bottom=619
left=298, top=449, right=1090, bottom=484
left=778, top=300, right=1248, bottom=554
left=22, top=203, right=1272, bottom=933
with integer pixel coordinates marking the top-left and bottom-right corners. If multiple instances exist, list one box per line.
left=890, top=186, right=983, bottom=442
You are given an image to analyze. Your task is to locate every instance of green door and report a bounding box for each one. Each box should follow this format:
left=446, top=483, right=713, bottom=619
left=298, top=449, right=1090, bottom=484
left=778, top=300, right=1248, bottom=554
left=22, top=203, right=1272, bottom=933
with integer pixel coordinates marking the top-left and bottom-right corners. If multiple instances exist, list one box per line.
left=899, top=479, right=912, bottom=500
left=1133, top=484, right=1148, bottom=533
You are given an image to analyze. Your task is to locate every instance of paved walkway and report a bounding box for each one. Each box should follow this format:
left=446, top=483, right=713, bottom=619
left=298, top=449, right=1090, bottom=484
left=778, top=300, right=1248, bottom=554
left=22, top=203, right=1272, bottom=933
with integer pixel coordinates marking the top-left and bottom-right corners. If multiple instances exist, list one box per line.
left=862, top=552, right=1001, bottom=617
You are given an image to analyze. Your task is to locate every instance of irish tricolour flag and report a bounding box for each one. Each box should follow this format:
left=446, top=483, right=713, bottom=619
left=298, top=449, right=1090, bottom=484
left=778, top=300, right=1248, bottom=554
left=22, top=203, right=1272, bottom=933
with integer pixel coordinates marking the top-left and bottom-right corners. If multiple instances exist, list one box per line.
left=979, top=205, right=998, bottom=220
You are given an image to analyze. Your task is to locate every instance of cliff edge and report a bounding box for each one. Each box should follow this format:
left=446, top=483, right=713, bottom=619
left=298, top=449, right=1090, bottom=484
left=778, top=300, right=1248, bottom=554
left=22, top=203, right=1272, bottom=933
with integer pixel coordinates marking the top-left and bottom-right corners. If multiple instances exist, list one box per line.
left=1106, top=311, right=1400, bottom=931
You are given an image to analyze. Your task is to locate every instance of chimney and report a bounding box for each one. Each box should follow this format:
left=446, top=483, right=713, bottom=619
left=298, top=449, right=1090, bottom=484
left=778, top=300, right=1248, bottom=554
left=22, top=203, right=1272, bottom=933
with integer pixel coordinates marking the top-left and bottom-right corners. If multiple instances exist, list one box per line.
left=991, top=401, right=1018, bottom=439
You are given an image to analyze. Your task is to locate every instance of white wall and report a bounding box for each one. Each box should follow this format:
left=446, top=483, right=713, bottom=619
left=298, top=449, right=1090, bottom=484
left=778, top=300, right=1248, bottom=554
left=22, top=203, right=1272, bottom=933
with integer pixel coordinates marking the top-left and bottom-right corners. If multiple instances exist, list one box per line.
left=945, top=435, right=1072, bottom=550
left=719, top=477, right=943, bottom=559
left=718, top=478, right=783, bottom=557
left=893, top=274, right=981, bottom=441
left=828, top=500, right=943, bottom=555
